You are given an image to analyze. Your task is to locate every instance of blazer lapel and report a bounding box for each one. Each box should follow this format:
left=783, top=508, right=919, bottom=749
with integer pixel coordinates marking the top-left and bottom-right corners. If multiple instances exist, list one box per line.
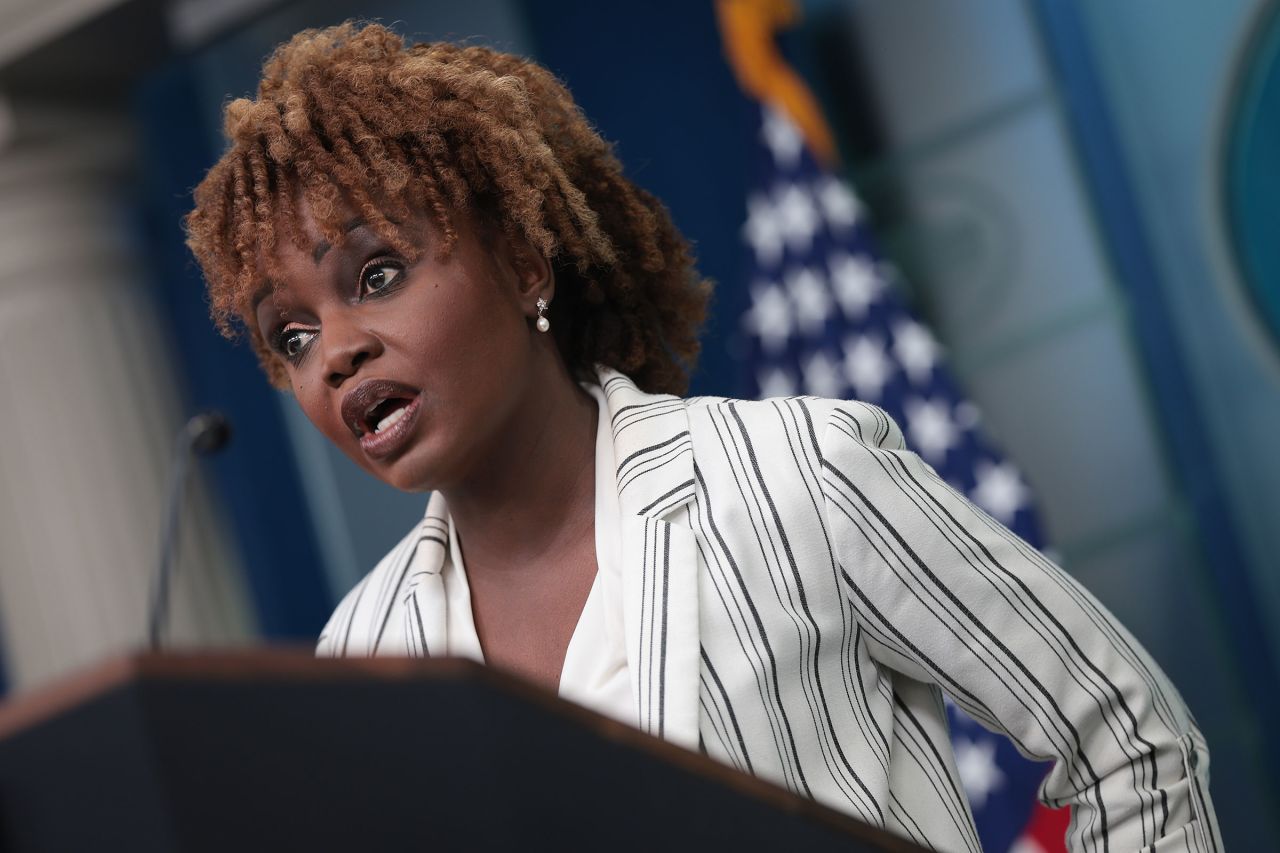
left=395, top=371, right=703, bottom=750
left=400, top=491, right=450, bottom=658
left=600, top=369, right=701, bottom=750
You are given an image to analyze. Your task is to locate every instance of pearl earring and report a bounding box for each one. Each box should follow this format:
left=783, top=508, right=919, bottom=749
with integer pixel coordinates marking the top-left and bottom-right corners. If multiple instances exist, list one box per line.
left=535, top=297, right=551, bottom=332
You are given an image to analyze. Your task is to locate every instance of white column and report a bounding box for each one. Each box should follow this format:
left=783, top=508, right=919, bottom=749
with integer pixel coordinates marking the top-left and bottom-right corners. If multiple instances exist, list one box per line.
left=0, top=102, right=254, bottom=691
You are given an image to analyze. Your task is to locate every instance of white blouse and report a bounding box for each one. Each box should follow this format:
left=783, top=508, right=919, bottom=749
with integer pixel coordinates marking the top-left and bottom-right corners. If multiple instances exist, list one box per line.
left=439, top=382, right=635, bottom=726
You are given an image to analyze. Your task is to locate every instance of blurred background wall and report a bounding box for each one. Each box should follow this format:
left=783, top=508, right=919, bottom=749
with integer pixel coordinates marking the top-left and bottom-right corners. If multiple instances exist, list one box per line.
left=0, top=0, right=1275, bottom=846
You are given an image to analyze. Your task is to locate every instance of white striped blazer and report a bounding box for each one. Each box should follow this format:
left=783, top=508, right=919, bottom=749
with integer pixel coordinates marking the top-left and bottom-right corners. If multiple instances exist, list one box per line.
left=317, top=368, right=1221, bottom=853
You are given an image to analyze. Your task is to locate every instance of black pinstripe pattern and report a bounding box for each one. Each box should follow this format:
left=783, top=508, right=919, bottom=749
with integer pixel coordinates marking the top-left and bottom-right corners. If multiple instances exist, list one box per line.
left=315, top=370, right=1221, bottom=853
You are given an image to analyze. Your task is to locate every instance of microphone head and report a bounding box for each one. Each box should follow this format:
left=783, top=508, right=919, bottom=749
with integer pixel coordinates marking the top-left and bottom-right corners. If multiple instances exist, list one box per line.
left=186, top=411, right=232, bottom=456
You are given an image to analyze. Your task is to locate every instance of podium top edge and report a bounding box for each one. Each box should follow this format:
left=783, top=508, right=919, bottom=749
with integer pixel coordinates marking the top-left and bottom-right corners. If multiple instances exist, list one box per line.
left=0, top=649, right=927, bottom=852
left=0, top=650, right=489, bottom=740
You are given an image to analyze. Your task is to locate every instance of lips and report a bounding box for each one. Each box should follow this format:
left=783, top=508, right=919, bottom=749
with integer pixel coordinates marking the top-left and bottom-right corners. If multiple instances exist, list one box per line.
left=340, top=379, right=422, bottom=458
left=357, top=394, right=422, bottom=460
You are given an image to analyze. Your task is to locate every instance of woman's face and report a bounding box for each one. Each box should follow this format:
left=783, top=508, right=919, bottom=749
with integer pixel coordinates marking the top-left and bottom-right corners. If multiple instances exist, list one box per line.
left=253, top=199, right=548, bottom=492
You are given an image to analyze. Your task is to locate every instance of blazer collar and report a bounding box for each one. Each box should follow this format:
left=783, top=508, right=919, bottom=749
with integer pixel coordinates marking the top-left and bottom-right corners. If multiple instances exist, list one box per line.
left=596, top=367, right=696, bottom=521
left=596, top=367, right=701, bottom=750
left=401, top=368, right=702, bottom=750
left=397, top=492, right=450, bottom=658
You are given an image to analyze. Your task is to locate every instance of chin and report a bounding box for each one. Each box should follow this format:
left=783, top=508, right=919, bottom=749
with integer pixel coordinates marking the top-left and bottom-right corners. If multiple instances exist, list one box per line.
left=366, top=422, right=478, bottom=494
left=371, top=444, right=449, bottom=493
left=371, top=459, right=433, bottom=493
left=386, top=474, right=434, bottom=494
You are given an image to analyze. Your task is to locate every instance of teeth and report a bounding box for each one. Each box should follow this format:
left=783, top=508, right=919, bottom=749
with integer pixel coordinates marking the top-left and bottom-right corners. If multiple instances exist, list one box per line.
left=373, top=403, right=409, bottom=434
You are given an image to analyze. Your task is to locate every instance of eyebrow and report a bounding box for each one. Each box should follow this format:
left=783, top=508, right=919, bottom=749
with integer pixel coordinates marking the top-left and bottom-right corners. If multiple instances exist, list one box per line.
left=249, top=216, right=370, bottom=312
left=311, top=217, right=367, bottom=263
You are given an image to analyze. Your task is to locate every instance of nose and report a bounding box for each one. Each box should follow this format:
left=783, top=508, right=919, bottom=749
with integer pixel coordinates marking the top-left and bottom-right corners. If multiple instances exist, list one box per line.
left=321, top=315, right=383, bottom=388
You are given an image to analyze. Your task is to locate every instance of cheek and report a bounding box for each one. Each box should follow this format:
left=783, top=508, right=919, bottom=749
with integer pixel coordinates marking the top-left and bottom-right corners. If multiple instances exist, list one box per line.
left=292, top=379, right=345, bottom=443
left=411, top=285, right=528, bottom=380
left=407, top=302, right=530, bottom=449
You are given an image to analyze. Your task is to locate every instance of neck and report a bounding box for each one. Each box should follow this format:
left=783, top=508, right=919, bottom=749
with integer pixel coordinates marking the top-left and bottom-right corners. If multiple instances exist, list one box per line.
left=442, top=355, right=598, bottom=577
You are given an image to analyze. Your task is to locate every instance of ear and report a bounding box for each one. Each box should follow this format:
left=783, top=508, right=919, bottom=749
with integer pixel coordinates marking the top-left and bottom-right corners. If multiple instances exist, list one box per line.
left=502, top=232, right=554, bottom=315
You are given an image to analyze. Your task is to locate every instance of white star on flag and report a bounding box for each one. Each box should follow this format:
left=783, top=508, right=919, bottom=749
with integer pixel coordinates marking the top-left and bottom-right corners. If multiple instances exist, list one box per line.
left=954, top=400, right=982, bottom=431
left=894, top=318, right=941, bottom=384
left=829, top=251, right=883, bottom=319
left=743, top=281, right=793, bottom=353
left=904, top=396, right=959, bottom=463
left=785, top=266, right=832, bottom=335
left=775, top=182, right=820, bottom=253
left=972, top=460, right=1030, bottom=523
left=843, top=334, right=894, bottom=401
left=743, top=192, right=784, bottom=268
left=761, top=105, right=804, bottom=168
left=954, top=736, right=1006, bottom=810
left=758, top=366, right=797, bottom=398
left=802, top=350, right=845, bottom=398
left=815, top=175, right=863, bottom=231
left=740, top=102, right=1060, bottom=853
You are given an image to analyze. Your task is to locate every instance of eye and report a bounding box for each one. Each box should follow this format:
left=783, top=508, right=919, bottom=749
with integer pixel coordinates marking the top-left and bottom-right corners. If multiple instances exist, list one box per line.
left=276, top=326, right=316, bottom=362
left=359, top=259, right=404, bottom=297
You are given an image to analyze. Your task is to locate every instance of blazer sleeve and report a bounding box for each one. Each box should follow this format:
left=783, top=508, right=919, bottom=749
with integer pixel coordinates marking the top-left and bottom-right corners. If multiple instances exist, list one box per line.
left=817, top=401, right=1222, bottom=853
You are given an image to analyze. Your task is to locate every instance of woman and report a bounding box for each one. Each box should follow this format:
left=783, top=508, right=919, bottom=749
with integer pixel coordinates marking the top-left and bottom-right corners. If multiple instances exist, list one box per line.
left=185, top=22, right=1221, bottom=852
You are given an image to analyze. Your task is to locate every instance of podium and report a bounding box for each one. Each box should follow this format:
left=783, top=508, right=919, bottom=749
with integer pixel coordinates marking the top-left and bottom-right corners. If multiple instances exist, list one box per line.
left=0, top=651, right=924, bottom=851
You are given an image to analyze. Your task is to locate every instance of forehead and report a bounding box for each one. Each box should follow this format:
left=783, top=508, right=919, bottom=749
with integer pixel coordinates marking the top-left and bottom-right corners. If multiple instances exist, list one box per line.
left=248, top=214, right=366, bottom=314
left=308, top=217, right=368, bottom=264
left=247, top=196, right=495, bottom=316
left=250, top=187, right=401, bottom=302
left=287, top=187, right=369, bottom=258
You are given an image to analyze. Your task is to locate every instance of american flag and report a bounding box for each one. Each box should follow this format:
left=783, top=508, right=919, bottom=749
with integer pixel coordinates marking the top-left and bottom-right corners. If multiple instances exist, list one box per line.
left=738, top=103, right=1068, bottom=853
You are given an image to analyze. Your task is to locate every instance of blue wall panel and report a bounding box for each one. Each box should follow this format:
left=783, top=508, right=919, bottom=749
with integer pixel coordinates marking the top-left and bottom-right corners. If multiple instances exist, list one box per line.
left=133, top=63, right=332, bottom=639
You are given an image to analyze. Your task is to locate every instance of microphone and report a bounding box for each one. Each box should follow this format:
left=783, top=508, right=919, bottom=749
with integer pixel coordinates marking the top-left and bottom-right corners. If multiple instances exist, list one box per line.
left=148, top=411, right=232, bottom=649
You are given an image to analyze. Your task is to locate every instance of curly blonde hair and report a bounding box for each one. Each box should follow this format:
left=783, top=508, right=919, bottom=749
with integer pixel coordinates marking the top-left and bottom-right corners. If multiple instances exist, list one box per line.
left=185, top=21, right=711, bottom=394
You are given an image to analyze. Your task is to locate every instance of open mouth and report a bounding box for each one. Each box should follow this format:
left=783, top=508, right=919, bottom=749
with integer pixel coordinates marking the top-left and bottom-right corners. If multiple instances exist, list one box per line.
left=356, top=393, right=422, bottom=460
left=363, top=396, right=414, bottom=437
left=341, top=379, right=423, bottom=459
